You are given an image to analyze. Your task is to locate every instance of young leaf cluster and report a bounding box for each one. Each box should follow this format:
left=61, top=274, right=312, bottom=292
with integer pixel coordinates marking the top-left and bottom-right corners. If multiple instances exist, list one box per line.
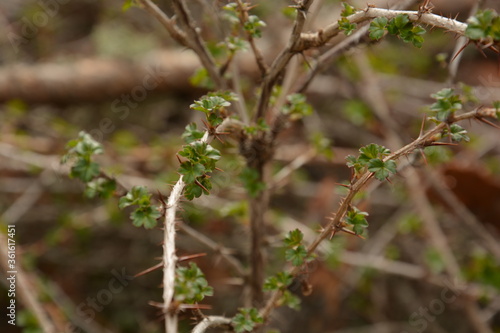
left=443, top=124, right=470, bottom=143
left=338, top=3, right=357, bottom=36
left=284, top=229, right=314, bottom=267
left=429, top=88, right=463, bottom=122
left=231, top=308, right=263, bottom=333
left=263, top=271, right=300, bottom=310
left=346, top=143, right=396, bottom=181
left=465, top=9, right=500, bottom=41
left=344, top=206, right=369, bottom=236
left=118, top=186, right=161, bottom=229
left=180, top=93, right=234, bottom=200
left=282, top=93, right=313, bottom=120
left=189, top=92, right=234, bottom=128
left=369, top=14, right=426, bottom=47
left=174, top=262, right=213, bottom=303
left=61, top=131, right=116, bottom=198
left=178, top=141, right=221, bottom=200
left=223, top=2, right=266, bottom=38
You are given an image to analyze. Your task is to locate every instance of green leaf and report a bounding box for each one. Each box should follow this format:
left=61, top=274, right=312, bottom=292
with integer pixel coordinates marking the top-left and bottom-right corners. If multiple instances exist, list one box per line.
left=182, top=123, right=204, bottom=144
left=494, top=101, right=500, bottom=119
left=429, top=88, right=462, bottom=121
left=118, top=186, right=151, bottom=209
left=388, top=14, right=410, bottom=33
left=263, top=272, right=293, bottom=291
left=175, top=263, right=213, bottom=303
left=465, top=10, right=498, bottom=40
left=179, top=162, right=206, bottom=184
left=282, top=93, right=313, bottom=119
left=223, top=36, right=249, bottom=53
left=122, top=0, right=135, bottom=11
left=345, top=207, right=369, bottom=235
left=232, top=308, right=263, bottom=333
left=359, top=143, right=390, bottom=164
left=341, top=2, right=357, bottom=17
left=310, top=132, right=333, bottom=159
left=84, top=178, right=116, bottom=198
left=222, top=3, right=239, bottom=24
left=368, top=158, right=397, bottom=181
left=130, top=206, right=161, bottom=229
left=445, top=124, right=470, bottom=143
left=189, top=68, right=215, bottom=89
left=190, top=95, right=231, bottom=113
left=244, top=15, right=266, bottom=38
left=184, top=177, right=212, bottom=200
left=338, top=17, right=357, bottom=36
left=369, top=17, right=388, bottom=40
left=70, top=159, right=100, bottom=182
left=284, top=229, right=304, bottom=248
left=285, top=245, right=309, bottom=266
left=425, top=247, right=445, bottom=274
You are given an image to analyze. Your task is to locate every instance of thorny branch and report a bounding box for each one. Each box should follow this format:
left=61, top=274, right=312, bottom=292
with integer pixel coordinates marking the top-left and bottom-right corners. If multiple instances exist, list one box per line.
left=259, top=107, right=499, bottom=321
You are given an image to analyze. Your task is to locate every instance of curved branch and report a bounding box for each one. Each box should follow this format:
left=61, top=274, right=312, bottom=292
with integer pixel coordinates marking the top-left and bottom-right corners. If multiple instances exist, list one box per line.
left=254, top=0, right=316, bottom=121
left=191, top=316, right=232, bottom=333
left=259, top=107, right=498, bottom=321
left=296, top=7, right=468, bottom=51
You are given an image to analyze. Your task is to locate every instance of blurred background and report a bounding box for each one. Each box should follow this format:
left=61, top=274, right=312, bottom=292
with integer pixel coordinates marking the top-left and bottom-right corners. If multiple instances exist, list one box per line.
left=1, top=0, right=500, bottom=332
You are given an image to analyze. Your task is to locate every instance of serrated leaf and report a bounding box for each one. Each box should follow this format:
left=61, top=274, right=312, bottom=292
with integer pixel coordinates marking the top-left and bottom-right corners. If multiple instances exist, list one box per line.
left=130, top=206, right=160, bottom=229
left=285, top=245, right=309, bottom=266
left=368, top=158, right=397, bottom=181
left=369, top=17, right=387, bottom=40
left=232, top=308, right=263, bottom=333
left=175, top=262, right=213, bottom=303
left=446, top=124, right=470, bottom=142
left=341, top=2, right=356, bottom=17
left=284, top=229, right=303, bottom=247
left=179, top=162, right=206, bottom=184
left=119, top=186, right=151, bottom=209
left=184, top=183, right=203, bottom=201
left=70, top=159, right=100, bottom=182
left=264, top=272, right=293, bottom=291
left=84, top=178, right=116, bottom=198
left=345, top=207, right=369, bottom=235
left=359, top=143, right=390, bottom=164
left=182, top=123, right=204, bottom=144
left=338, top=17, right=357, bottom=36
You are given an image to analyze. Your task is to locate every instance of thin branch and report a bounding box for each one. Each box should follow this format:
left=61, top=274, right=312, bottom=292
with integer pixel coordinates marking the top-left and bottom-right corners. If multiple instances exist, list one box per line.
left=234, top=0, right=268, bottom=76
left=191, top=316, right=232, bottom=333
left=136, top=0, right=190, bottom=48
left=170, top=0, right=224, bottom=88
left=259, top=107, right=498, bottom=321
left=296, top=7, right=468, bottom=51
left=254, top=0, right=316, bottom=121
left=298, top=0, right=419, bottom=93
left=179, top=223, right=246, bottom=276
left=271, top=147, right=316, bottom=190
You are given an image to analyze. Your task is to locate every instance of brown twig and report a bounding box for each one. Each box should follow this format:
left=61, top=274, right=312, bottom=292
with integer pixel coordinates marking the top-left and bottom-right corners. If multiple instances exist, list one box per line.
left=254, top=0, right=316, bottom=121
left=170, top=0, right=224, bottom=88
left=234, top=0, right=268, bottom=76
